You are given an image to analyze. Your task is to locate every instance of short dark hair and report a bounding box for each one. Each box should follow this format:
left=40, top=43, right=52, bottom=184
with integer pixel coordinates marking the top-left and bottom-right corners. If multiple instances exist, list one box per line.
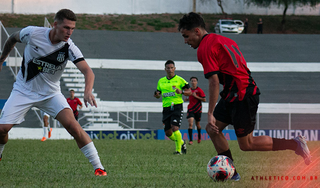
left=190, top=76, right=198, bottom=81
left=70, top=89, right=75, bottom=92
left=165, top=60, right=175, bottom=66
left=178, top=12, right=206, bottom=31
left=54, top=9, right=77, bottom=22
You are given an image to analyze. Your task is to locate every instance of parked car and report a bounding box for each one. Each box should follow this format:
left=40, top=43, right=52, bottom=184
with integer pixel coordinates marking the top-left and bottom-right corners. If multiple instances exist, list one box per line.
left=214, top=19, right=244, bottom=34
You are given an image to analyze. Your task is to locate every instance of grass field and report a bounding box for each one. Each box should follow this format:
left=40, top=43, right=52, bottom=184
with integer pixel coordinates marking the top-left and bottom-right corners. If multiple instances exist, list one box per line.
left=0, top=139, right=319, bottom=188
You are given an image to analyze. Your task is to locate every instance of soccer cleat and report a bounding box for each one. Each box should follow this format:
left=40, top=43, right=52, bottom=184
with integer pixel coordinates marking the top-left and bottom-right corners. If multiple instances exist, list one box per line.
left=48, top=128, right=52, bottom=138
left=94, top=168, right=107, bottom=176
left=181, top=140, right=187, bottom=154
left=41, top=137, right=46, bottom=142
left=294, top=135, right=312, bottom=165
left=173, top=151, right=182, bottom=155
left=198, top=138, right=201, bottom=144
left=188, top=141, right=193, bottom=145
left=0, top=154, right=2, bottom=161
left=230, top=172, right=241, bottom=181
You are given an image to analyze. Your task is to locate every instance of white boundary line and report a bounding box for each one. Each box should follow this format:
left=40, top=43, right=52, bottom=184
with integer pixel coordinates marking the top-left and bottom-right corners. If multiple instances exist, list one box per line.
left=6, top=57, right=320, bottom=72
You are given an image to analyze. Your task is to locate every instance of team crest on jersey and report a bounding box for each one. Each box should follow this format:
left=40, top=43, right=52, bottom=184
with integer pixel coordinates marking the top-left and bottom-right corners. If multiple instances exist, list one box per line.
left=57, top=52, right=65, bottom=62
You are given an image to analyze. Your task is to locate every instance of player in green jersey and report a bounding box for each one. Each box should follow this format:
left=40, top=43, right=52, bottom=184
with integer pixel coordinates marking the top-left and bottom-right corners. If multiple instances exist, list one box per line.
left=154, top=60, right=192, bottom=154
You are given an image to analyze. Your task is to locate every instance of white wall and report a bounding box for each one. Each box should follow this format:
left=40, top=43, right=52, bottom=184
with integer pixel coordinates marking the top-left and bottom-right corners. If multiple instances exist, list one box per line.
left=0, top=0, right=319, bottom=15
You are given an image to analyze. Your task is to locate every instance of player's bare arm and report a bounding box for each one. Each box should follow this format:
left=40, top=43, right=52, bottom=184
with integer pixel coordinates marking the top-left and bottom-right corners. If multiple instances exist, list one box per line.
left=207, top=74, right=220, bottom=134
left=76, top=60, right=97, bottom=107
left=175, top=88, right=192, bottom=96
left=0, top=31, right=21, bottom=71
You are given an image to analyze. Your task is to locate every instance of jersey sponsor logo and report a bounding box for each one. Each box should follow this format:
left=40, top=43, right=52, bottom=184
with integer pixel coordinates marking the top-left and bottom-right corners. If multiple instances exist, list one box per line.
left=32, top=58, right=63, bottom=75
left=163, top=92, right=176, bottom=98
left=57, top=52, right=65, bottom=62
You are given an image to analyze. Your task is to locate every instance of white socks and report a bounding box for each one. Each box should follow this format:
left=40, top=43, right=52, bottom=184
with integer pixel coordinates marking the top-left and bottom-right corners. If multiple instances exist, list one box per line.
left=80, top=142, right=104, bottom=170
left=43, top=127, right=47, bottom=137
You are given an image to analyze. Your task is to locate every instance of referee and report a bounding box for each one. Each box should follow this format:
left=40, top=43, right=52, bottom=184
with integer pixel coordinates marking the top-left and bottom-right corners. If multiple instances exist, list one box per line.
left=154, top=60, right=191, bottom=154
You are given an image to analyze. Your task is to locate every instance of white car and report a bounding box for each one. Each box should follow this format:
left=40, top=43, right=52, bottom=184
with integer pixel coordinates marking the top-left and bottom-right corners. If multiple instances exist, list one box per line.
left=214, top=19, right=244, bottom=34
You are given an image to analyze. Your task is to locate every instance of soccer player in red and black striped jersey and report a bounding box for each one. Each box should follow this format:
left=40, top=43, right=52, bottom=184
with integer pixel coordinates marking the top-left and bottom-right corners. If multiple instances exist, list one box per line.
left=67, top=89, right=83, bottom=121
left=185, top=77, right=206, bottom=145
left=178, top=12, right=311, bottom=181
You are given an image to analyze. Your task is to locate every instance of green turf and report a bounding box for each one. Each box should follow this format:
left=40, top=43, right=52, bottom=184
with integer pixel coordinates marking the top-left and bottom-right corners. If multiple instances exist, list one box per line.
left=0, top=139, right=319, bottom=187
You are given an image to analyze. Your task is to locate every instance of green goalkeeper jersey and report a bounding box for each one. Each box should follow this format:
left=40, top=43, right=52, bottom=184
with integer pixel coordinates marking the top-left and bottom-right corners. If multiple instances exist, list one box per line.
left=157, top=75, right=189, bottom=107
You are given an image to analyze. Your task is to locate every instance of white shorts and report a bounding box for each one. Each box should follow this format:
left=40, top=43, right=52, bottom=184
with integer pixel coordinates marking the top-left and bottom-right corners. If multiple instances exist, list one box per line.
left=0, top=89, right=71, bottom=125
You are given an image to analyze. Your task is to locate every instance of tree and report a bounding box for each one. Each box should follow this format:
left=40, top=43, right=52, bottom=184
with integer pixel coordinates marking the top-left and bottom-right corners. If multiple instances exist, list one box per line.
left=199, top=0, right=228, bottom=17
left=217, top=0, right=227, bottom=15
left=245, top=0, right=320, bottom=32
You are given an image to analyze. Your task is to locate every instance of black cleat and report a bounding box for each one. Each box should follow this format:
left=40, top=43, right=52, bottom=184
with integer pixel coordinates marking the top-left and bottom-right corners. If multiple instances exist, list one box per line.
left=181, top=140, right=187, bottom=154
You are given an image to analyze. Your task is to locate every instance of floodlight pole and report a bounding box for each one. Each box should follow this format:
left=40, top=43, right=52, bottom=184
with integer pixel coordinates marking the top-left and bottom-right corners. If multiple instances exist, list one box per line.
left=193, top=0, right=196, bottom=12
left=11, top=0, right=14, bottom=14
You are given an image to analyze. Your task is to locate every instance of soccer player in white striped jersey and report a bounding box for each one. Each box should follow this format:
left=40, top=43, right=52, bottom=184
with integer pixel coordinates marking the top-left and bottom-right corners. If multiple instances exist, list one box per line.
left=0, top=9, right=107, bottom=176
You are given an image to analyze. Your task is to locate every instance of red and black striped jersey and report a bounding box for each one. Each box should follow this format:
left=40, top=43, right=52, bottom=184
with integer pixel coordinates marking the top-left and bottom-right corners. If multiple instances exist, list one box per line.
left=187, top=87, right=205, bottom=113
left=197, top=34, right=260, bottom=102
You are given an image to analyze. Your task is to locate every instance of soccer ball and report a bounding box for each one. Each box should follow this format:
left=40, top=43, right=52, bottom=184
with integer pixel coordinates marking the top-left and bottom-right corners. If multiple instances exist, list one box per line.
left=207, top=155, right=235, bottom=181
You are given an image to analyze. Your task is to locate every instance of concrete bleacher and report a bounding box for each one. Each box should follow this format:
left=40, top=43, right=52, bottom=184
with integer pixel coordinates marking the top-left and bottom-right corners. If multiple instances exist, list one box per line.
left=61, top=67, right=125, bottom=130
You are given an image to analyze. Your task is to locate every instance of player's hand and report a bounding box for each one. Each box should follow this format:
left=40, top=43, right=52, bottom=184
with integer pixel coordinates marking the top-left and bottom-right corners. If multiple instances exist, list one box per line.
left=207, top=114, right=219, bottom=134
left=192, top=92, right=197, bottom=97
left=84, top=92, right=97, bottom=107
left=175, top=88, right=182, bottom=94
left=154, top=91, right=161, bottom=98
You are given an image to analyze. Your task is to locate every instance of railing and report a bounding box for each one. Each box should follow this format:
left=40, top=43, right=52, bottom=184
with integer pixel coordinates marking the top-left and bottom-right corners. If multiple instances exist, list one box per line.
left=31, top=107, right=60, bottom=128
left=80, top=101, right=320, bottom=130
left=0, top=21, right=21, bottom=79
left=44, top=17, right=52, bottom=28
left=79, top=105, right=148, bottom=129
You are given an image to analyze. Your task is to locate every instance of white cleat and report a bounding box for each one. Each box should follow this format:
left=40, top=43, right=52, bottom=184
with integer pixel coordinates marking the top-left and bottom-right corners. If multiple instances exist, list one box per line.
left=294, top=135, right=312, bottom=165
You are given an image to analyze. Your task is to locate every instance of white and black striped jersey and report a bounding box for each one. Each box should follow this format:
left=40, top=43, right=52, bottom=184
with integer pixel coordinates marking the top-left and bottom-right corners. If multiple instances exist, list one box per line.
left=13, top=26, right=84, bottom=96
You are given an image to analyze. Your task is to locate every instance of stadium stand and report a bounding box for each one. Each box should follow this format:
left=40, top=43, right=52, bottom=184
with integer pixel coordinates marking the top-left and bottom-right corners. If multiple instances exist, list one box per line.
left=1, top=20, right=320, bottom=130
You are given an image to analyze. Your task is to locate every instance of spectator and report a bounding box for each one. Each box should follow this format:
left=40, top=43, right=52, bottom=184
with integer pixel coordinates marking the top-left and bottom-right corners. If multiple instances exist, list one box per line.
left=257, top=18, right=263, bottom=34
left=243, top=18, right=248, bottom=34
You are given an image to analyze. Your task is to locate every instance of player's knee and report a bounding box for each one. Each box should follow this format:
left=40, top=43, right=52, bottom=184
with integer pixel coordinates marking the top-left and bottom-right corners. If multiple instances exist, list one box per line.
left=165, top=130, right=172, bottom=137
left=205, top=125, right=220, bottom=137
left=0, top=125, right=12, bottom=135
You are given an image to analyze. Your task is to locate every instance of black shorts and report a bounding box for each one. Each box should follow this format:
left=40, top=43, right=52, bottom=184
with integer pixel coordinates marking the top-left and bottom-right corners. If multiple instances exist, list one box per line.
left=187, top=110, right=202, bottom=122
left=162, top=103, right=183, bottom=131
left=214, top=95, right=259, bottom=137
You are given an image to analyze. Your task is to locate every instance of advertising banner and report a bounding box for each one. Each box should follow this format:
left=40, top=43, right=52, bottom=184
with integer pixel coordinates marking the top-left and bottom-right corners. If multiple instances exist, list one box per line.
left=85, top=129, right=319, bottom=141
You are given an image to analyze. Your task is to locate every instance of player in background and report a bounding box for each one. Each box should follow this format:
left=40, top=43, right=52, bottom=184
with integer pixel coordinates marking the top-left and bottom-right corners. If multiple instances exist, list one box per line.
left=184, top=76, right=206, bottom=145
left=178, top=12, right=311, bottom=180
left=67, top=89, right=83, bottom=121
left=40, top=111, right=52, bottom=142
left=0, top=9, right=107, bottom=176
left=154, top=60, right=191, bottom=155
